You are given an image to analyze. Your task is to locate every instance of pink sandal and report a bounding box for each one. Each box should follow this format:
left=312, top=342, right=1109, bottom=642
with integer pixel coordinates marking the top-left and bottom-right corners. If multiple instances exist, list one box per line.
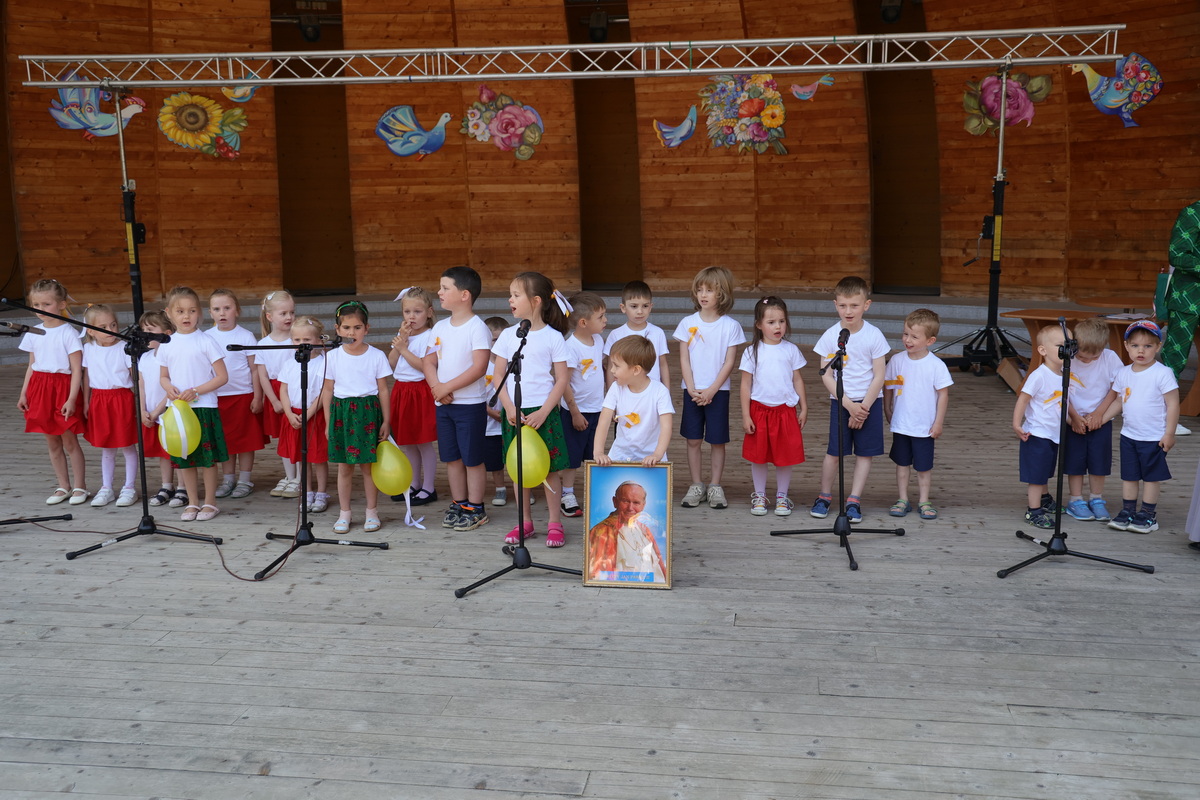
left=545, top=522, right=565, bottom=548
left=504, top=521, right=536, bottom=544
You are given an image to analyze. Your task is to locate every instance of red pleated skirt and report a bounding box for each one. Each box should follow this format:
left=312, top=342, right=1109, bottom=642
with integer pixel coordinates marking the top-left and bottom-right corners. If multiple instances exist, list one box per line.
left=85, top=387, right=138, bottom=448
left=742, top=400, right=806, bottom=466
left=261, top=378, right=285, bottom=438
left=389, top=379, right=437, bottom=445
left=277, top=408, right=329, bottom=464
left=24, top=372, right=85, bottom=436
left=217, top=393, right=269, bottom=454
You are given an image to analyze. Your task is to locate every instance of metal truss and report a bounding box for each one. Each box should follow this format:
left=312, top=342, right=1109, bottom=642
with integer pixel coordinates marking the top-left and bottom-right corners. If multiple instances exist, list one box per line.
left=21, top=25, right=1123, bottom=89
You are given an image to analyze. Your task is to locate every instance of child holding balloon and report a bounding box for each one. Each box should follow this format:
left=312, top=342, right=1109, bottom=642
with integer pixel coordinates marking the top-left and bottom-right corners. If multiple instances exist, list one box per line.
left=156, top=286, right=229, bottom=521
left=492, top=272, right=571, bottom=547
left=278, top=316, right=331, bottom=513
left=320, top=300, right=391, bottom=533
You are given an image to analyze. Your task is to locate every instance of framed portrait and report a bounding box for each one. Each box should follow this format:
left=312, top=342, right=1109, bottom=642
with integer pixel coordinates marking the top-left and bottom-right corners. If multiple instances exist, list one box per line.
left=582, top=462, right=672, bottom=589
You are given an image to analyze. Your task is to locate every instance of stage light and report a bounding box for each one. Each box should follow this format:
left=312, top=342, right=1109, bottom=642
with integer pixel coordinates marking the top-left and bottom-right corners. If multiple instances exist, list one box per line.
left=881, top=0, right=902, bottom=24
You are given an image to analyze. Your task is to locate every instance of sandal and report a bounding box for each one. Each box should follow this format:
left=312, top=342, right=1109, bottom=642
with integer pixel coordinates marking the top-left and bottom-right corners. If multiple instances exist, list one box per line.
left=889, top=499, right=912, bottom=517
left=545, top=522, right=565, bottom=548
left=169, top=488, right=189, bottom=508
left=504, top=521, right=536, bottom=545
left=45, top=487, right=70, bottom=505
left=363, top=510, right=381, bottom=533
left=180, top=505, right=201, bottom=521
left=230, top=481, right=254, bottom=499
left=196, top=504, right=220, bottom=522
left=333, top=514, right=351, bottom=534
left=918, top=501, right=938, bottom=520
left=149, top=487, right=172, bottom=506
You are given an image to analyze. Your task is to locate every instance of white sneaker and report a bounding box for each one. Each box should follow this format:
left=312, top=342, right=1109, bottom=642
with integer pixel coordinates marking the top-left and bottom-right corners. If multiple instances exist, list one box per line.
left=115, top=487, right=138, bottom=507
left=681, top=483, right=706, bottom=508
left=269, top=477, right=290, bottom=497
left=492, top=487, right=508, bottom=506
left=707, top=484, right=728, bottom=509
left=281, top=478, right=302, bottom=499
left=1176, top=423, right=1191, bottom=436
left=90, top=487, right=115, bottom=507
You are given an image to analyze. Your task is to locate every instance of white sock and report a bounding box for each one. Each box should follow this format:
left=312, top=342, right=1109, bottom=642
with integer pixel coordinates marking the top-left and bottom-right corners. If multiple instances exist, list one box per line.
left=101, top=449, right=117, bottom=491
left=282, top=458, right=297, bottom=480
left=562, top=487, right=575, bottom=496
left=239, top=470, right=252, bottom=484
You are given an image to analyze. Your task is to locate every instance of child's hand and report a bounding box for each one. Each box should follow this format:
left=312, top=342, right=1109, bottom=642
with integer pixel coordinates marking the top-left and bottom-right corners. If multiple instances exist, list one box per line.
left=142, top=411, right=153, bottom=427
left=797, top=408, right=807, bottom=429
left=595, top=453, right=612, bottom=466
left=929, top=421, right=943, bottom=439
left=641, top=454, right=658, bottom=468
left=1014, top=424, right=1029, bottom=441
left=486, top=405, right=501, bottom=421
left=165, top=383, right=182, bottom=401
left=61, top=398, right=76, bottom=418
left=269, top=396, right=283, bottom=413
left=250, top=396, right=263, bottom=414
left=17, top=393, right=28, bottom=412
left=430, top=382, right=452, bottom=404
left=697, top=386, right=719, bottom=405
left=379, top=421, right=391, bottom=441
left=290, top=415, right=302, bottom=430
left=522, top=408, right=549, bottom=429
left=505, top=406, right=518, bottom=425
left=1160, top=432, right=1176, bottom=453
left=743, top=415, right=755, bottom=435
left=571, top=410, right=588, bottom=431
left=1070, top=418, right=1086, bottom=435
left=688, top=388, right=704, bottom=404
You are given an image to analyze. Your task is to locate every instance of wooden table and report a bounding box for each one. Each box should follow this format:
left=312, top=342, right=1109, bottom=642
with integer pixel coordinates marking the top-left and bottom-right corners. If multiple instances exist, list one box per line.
left=1001, top=308, right=1200, bottom=416
left=1075, top=295, right=1153, bottom=314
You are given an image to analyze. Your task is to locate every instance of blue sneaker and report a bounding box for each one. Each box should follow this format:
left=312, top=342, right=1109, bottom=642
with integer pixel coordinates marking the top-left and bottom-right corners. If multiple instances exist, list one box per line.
left=1087, top=498, right=1111, bottom=521
left=1108, top=508, right=1134, bottom=531
left=1064, top=499, right=1094, bottom=521
left=1127, top=510, right=1159, bottom=534
left=810, top=496, right=831, bottom=519
left=845, top=502, right=862, bottom=523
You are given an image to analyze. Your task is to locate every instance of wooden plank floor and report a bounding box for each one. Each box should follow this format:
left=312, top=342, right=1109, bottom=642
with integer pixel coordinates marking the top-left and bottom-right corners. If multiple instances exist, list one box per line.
left=1, top=359, right=1198, bottom=800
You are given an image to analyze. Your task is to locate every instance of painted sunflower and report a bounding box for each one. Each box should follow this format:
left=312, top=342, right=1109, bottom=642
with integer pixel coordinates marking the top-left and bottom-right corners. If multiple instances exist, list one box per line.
left=158, top=92, right=224, bottom=149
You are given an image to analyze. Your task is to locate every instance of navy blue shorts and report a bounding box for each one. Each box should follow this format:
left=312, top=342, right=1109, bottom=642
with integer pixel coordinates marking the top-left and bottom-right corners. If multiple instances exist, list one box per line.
left=436, top=402, right=487, bottom=468
left=1063, top=421, right=1112, bottom=476
left=560, top=407, right=600, bottom=469
left=826, top=399, right=885, bottom=457
left=680, top=390, right=731, bottom=445
left=482, top=434, right=504, bottom=473
left=1119, top=435, right=1171, bottom=482
left=1019, top=435, right=1058, bottom=485
left=890, top=432, right=935, bottom=472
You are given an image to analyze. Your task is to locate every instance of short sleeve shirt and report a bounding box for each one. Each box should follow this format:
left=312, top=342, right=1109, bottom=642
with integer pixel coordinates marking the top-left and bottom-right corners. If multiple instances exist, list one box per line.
left=207, top=325, right=258, bottom=396
left=156, top=329, right=225, bottom=410
left=563, top=332, right=606, bottom=413
left=813, top=321, right=890, bottom=400
left=429, top=315, right=492, bottom=404
left=884, top=351, right=954, bottom=438
left=1111, top=361, right=1179, bottom=441
left=604, top=323, right=670, bottom=382
left=492, top=325, right=568, bottom=408
left=602, top=381, right=675, bottom=462
left=739, top=341, right=806, bottom=407
left=673, top=313, right=746, bottom=391
left=1020, top=364, right=1065, bottom=443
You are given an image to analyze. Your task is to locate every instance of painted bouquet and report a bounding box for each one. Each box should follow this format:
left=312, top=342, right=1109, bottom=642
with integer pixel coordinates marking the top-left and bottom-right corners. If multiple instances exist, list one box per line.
left=698, top=73, right=787, bottom=155
left=461, top=84, right=544, bottom=161
left=963, top=71, right=1052, bottom=135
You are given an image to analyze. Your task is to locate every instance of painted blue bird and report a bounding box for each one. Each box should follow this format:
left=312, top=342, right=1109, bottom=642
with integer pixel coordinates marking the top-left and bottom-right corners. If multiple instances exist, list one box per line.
left=1070, top=53, right=1162, bottom=128
left=376, top=106, right=453, bottom=160
left=790, top=74, right=835, bottom=101
left=652, top=104, right=697, bottom=149
left=48, top=76, right=145, bottom=140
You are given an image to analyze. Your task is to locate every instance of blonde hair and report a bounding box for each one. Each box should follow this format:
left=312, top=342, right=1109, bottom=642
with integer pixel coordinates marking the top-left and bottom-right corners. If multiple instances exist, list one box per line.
left=292, top=315, right=325, bottom=338
left=165, top=285, right=200, bottom=309
left=29, top=278, right=70, bottom=305
left=1037, top=324, right=1068, bottom=347
left=397, top=286, right=437, bottom=331
left=1074, top=317, right=1109, bottom=354
left=691, top=266, right=735, bottom=315
left=209, top=288, right=242, bottom=315
left=260, top=289, right=294, bottom=338
left=83, top=303, right=117, bottom=344
left=905, top=308, right=941, bottom=339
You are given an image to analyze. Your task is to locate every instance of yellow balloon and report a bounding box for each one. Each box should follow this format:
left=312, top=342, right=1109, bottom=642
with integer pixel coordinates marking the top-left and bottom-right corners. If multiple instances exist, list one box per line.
left=505, top=426, right=550, bottom=489
left=158, top=399, right=202, bottom=458
left=373, top=439, right=413, bottom=496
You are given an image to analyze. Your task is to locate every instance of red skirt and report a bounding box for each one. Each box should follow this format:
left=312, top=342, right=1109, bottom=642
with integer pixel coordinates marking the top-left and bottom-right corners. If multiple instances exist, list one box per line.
left=261, top=378, right=285, bottom=438
left=24, top=372, right=85, bottom=436
left=742, top=400, right=805, bottom=466
left=389, top=380, right=437, bottom=445
left=277, top=408, right=329, bottom=463
left=217, top=393, right=269, bottom=454
left=85, top=387, right=138, bottom=448
left=141, top=421, right=170, bottom=459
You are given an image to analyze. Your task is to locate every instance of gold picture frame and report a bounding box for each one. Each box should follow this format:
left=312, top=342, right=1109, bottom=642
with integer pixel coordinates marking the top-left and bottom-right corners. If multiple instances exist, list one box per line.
left=582, top=462, right=672, bottom=589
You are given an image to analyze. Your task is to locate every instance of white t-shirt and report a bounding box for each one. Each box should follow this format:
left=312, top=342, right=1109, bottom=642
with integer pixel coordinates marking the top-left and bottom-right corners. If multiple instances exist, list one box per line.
left=563, top=332, right=606, bottom=414
left=813, top=321, right=890, bottom=400
left=156, top=329, right=225, bottom=410
left=673, top=313, right=746, bottom=391
left=1067, top=349, right=1123, bottom=416
left=602, top=381, right=675, bottom=462
left=83, top=341, right=133, bottom=390
left=884, top=351, right=954, bottom=438
left=491, top=324, right=567, bottom=408
left=207, top=325, right=258, bottom=396
left=255, top=333, right=292, bottom=380
left=1020, top=364, right=1065, bottom=443
left=391, top=328, right=435, bottom=383
left=20, top=323, right=82, bottom=374
left=604, top=322, right=670, bottom=382
left=138, top=351, right=167, bottom=420
left=1111, top=361, right=1179, bottom=442
left=324, top=345, right=391, bottom=399
left=429, top=315, right=492, bottom=404
left=739, top=340, right=807, bottom=407
left=484, top=360, right=502, bottom=437
left=279, top=352, right=326, bottom=409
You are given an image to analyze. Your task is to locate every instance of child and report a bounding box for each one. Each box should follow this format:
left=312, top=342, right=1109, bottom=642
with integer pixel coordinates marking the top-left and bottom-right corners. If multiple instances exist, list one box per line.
left=17, top=278, right=88, bottom=505
left=257, top=289, right=298, bottom=498
left=593, top=336, right=674, bottom=467
left=812, top=276, right=889, bottom=523
left=81, top=304, right=139, bottom=508
left=482, top=316, right=513, bottom=506
left=674, top=266, right=746, bottom=510
left=493, top=272, right=571, bottom=547
left=883, top=308, right=953, bottom=520
left=424, top=265, right=492, bottom=532
left=603, top=280, right=671, bottom=387
left=156, top=286, right=230, bottom=521
left=388, top=287, right=439, bottom=506
left=740, top=296, right=808, bottom=516
left=320, top=301, right=391, bottom=532
left=1012, top=325, right=1069, bottom=529
left=1062, top=317, right=1123, bottom=522
left=1100, top=320, right=1180, bottom=533
left=208, top=289, right=266, bottom=499
left=278, top=316, right=330, bottom=514
left=136, top=311, right=178, bottom=507
left=559, top=291, right=607, bottom=518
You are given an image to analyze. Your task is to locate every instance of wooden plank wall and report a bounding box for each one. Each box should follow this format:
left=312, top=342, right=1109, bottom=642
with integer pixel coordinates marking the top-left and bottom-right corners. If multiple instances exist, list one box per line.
left=925, top=0, right=1199, bottom=301
left=6, top=0, right=282, bottom=305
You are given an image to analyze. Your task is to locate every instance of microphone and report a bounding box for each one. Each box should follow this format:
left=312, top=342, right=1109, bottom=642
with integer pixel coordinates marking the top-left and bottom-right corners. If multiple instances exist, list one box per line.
left=516, top=319, right=532, bottom=338
left=321, top=334, right=346, bottom=347
left=0, top=320, right=45, bottom=336
left=837, top=327, right=851, bottom=348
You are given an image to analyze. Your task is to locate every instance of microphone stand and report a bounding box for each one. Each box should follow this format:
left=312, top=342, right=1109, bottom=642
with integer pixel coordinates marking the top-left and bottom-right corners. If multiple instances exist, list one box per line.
left=997, top=318, right=1154, bottom=578
left=772, top=332, right=904, bottom=569
left=228, top=340, right=388, bottom=581
left=455, top=323, right=581, bottom=597
left=0, top=297, right=222, bottom=558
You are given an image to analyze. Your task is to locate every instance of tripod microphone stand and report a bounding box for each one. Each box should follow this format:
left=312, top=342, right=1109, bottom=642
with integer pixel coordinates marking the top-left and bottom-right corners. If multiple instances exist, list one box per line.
left=772, top=330, right=904, bottom=570
left=455, top=320, right=581, bottom=597
left=0, top=297, right=222, bottom=558
left=228, top=340, right=388, bottom=581
left=997, top=318, right=1154, bottom=578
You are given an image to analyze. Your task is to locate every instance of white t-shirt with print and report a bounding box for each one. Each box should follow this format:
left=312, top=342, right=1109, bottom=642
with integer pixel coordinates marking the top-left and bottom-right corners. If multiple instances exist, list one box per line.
left=1067, top=348, right=1123, bottom=416
left=673, top=312, right=746, bottom=391
left=602, top=381, right=675, bottom=462
left=604, top=323, right=669, bottom=382
left=429, top=315, right=492, bottom=404
left=884, top=351, right=954, bottom=438
left=491, top=325, right=567, bottom=408
left=563, top=332, right=606, bottom=414
left=1020, top=364, right=1065, bottom=443
left=1111, top=361, right=1179, bottom=442
left=813, top=321, right=890, bottom=401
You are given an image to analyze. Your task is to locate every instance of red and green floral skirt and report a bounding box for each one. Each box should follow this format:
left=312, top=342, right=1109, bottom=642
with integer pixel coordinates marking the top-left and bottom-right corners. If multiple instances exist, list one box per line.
left=327, top=395, right=383, bottom=464
left=170, top=407, right=230, bottom=469
left=500, top=405, right=570, bottom=474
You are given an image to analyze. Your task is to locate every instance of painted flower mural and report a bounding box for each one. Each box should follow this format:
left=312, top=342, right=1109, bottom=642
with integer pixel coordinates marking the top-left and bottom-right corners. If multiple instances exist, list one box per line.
left=698, top=73, right=787, bottom=155
left=158, top=92, right=248, bottom=159
left=461, top=84, right=544, bottom=160
left=963, top=71, right=1052, bottom=136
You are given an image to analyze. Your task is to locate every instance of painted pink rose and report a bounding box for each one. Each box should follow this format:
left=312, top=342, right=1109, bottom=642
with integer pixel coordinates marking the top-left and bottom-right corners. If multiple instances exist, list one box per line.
left=479, top=84, right=496, bottom=103
left=1123, top=61, right=1138, bottom=79
left=487, top=104, right=540, bottom=151
left=1131, top=91, right=1143, bottom=104
left=748, top=122, right=769, bottom=142
left=979, top=75, right=1035, bottom=127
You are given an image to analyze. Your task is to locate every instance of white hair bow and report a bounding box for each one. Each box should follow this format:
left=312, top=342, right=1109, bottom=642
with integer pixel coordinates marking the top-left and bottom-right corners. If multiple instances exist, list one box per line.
left=393, top=286, right=419, bottom=302
left=552, top=289, right=573, bottom=316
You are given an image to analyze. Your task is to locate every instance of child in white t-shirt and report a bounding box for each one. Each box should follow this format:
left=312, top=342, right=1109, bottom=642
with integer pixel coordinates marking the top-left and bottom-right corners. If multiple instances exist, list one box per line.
left=1012, top=325, right=1069, bottom=530
left=603, top=280, right=670, bottom=386
left=594, top=336, right=674, bottom=467
left=1061, top=317, right=1122, bottom=522
left=559, top=292, right=607, bottom=518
